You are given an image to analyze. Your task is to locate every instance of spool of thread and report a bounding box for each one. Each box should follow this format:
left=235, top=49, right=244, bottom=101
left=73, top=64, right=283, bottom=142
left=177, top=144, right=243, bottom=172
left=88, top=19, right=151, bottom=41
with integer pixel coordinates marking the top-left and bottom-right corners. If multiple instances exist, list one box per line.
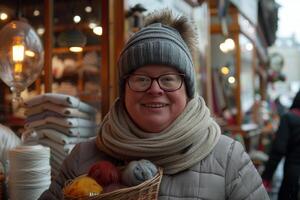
left=8, top=145, right=51, bottom=200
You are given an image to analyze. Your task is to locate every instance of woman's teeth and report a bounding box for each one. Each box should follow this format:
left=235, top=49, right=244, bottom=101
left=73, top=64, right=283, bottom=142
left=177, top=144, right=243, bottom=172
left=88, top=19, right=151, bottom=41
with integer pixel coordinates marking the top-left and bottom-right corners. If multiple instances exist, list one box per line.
left=143, top=103, right=166, bottom=108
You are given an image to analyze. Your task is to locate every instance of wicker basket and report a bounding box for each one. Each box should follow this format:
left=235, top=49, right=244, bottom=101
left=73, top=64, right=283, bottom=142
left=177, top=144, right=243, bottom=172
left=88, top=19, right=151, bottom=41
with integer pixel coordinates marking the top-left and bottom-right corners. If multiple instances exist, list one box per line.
left=63, top=167, right=163, bottom=200
left=0, top=173, right=4, bottom=200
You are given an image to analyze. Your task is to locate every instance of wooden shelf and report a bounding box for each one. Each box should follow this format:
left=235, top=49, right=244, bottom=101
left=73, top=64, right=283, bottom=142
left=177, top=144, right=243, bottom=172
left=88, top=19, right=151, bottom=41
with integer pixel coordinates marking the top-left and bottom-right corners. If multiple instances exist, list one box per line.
left=78, top=94, right=102, bottom=102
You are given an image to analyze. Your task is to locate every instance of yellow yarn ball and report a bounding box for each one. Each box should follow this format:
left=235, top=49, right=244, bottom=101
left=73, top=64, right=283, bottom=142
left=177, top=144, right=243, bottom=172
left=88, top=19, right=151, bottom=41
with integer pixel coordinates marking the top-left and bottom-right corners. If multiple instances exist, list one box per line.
left=64, top=176, right=103, bottom=197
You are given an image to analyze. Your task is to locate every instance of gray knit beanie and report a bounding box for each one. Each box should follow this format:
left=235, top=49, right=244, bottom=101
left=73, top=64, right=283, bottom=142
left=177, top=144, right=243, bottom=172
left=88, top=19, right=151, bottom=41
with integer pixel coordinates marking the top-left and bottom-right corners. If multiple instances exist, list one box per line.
left=118, top=22, right=196, bottom=98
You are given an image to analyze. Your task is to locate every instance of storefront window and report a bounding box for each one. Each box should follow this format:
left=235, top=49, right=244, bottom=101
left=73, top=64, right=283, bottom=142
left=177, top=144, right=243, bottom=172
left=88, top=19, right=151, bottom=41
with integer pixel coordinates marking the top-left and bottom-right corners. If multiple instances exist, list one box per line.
left=239, top=34, right=255, bottom=113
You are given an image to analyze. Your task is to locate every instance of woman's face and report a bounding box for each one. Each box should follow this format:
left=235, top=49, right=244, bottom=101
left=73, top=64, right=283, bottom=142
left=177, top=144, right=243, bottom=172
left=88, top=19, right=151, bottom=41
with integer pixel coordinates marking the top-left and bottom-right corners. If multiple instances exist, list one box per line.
left=124, top=65, right=188, bottom=133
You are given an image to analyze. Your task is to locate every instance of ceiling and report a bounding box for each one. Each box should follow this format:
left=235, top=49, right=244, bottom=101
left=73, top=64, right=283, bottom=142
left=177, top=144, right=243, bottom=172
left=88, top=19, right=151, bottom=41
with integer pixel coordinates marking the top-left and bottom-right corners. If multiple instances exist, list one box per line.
left=0, top=0, right=103, bottom=47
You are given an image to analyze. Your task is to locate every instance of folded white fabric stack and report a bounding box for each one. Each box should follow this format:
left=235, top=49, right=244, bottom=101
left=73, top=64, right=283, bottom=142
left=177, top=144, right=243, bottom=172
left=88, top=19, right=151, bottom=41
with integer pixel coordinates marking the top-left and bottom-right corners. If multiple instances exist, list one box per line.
left=23, top=93, right=98, bottom=176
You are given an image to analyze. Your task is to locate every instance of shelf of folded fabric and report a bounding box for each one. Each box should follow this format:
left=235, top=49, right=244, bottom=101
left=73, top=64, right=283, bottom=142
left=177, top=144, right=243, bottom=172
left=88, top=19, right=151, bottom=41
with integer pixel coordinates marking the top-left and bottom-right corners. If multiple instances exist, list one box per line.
left=22, top=93, right=99, bottom=176
left=51, top=48, right=102, bottom=117
left=53, top=67, right=100, bottom=83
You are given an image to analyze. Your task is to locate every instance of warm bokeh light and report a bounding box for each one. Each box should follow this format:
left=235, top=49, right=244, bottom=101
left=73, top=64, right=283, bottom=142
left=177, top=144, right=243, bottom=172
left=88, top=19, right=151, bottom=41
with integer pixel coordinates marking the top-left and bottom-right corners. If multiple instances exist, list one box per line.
left=228, top=76, right=236, bottom=84
left=33, top=9, right=40, bottom=16
left=220, top=38, right=236, bottom=53
left=85, top=6, right=92, bottom=13
left=12, top=37, right=25, bottom=62
left=69, top=46, right=83, bottom=52
left=0, top=12, right=8, bottom=20
left=89, top=22, right=97, bottom=29
left=37, top=27, right=45, bottom=35
left=225, top=38, right=235, bottom=50
left=220, top=66, right=230, bottom=75
left=73, top=15, right=81, bottom=23
left=245, top=43, right=253, bottom=51
left=93, top=26, right=103, bottom=36
left=25, top=50, right=35, bottom=58
left=219, top=42, right=228, bottom=53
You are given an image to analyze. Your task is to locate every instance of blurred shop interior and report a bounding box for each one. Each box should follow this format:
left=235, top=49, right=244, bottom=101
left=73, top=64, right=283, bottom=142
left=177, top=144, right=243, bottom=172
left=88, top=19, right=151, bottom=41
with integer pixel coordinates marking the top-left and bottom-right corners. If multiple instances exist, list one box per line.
left=0, top=0, right=299, bottom=199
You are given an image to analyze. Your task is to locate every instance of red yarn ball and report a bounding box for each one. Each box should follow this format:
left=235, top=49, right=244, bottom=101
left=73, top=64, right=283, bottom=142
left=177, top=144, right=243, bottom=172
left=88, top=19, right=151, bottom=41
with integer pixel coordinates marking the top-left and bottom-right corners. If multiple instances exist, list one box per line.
left=88, top=161, right=121, bottom=186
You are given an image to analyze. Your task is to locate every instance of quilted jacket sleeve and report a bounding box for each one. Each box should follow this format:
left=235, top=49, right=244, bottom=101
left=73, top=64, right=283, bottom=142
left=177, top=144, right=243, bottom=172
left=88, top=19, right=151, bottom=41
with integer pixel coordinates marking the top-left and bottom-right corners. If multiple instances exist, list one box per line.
left=225, top=140, right=270, bottom=200
left=38, top=139, right=108, bottom=200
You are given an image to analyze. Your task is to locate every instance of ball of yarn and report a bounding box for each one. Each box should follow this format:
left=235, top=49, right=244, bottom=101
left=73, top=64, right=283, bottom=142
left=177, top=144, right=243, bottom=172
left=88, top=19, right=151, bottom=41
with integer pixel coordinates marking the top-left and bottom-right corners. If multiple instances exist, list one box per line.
left=121, top=159, right=158, bottom=186
left=88, top=160, right=120, bottom=186
left=64, top=176, right=103, bottom=197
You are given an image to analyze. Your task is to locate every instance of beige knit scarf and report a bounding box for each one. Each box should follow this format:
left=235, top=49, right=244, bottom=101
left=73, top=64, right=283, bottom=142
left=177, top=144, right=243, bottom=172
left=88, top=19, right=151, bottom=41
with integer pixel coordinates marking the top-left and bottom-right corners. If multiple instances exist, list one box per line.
left=96, top=95, right=221, bottom=175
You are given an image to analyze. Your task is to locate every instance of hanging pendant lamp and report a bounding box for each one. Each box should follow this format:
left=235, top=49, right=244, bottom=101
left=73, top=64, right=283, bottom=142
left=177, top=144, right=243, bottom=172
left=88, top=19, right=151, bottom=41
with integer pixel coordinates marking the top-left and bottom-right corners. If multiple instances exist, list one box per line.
left=57, top=29, right=87, bottom=52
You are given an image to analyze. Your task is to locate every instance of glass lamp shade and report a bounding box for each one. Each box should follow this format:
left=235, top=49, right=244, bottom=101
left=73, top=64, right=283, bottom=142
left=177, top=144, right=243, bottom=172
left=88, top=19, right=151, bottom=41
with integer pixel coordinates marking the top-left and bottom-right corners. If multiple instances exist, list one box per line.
left=0, top=20, right=44, bottom=103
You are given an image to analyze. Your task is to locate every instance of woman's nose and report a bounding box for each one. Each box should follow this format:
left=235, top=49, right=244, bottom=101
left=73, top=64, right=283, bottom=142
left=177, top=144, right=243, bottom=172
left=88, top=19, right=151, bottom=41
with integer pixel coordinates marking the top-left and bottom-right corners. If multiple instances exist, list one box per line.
left=146, top=79, right=164, bottom=95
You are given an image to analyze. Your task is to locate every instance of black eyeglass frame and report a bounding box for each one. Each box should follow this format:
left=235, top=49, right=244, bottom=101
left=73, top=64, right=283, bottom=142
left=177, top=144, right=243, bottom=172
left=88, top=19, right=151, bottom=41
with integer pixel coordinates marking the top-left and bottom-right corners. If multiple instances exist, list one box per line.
left=124, top=73, right=185, bottom=92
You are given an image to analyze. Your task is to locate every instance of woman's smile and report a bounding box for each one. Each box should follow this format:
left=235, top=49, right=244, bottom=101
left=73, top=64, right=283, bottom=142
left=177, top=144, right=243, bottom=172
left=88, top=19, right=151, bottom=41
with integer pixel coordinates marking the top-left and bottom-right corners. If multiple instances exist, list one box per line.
left=141, top=102, right=168, bottom=108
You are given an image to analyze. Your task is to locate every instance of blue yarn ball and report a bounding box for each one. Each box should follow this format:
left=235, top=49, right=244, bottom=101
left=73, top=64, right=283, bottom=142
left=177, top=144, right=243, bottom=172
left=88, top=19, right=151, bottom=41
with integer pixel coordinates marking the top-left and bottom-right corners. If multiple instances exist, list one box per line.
left=121, top=159, right=158, bottom=186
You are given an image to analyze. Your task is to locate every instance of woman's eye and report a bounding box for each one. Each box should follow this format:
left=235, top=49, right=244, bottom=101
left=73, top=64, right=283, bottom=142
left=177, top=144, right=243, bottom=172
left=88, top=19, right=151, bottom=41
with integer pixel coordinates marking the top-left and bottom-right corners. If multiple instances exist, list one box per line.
left=161, top=75, right=175, bottom=82
left=132, top=76, right=149, bottom=83
left=137, top=77, right=148, bottom=82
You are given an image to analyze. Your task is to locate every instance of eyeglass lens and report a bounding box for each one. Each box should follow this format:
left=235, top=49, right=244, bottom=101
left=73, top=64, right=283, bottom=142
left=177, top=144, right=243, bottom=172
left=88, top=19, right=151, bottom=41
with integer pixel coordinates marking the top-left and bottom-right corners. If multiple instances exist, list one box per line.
left=127, top=74, right=184, bottom=92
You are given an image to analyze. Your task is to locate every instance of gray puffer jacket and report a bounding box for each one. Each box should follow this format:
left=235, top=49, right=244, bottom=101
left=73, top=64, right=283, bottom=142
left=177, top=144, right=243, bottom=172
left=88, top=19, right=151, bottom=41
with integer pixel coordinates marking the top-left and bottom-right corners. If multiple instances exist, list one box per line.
left=39, top=135, right=269, bottom=199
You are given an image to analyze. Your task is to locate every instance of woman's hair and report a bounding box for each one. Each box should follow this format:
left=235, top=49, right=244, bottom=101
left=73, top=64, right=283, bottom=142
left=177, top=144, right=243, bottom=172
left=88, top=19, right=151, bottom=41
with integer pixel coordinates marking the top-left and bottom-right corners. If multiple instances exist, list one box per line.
left=290, top=90, right=300, bottom=109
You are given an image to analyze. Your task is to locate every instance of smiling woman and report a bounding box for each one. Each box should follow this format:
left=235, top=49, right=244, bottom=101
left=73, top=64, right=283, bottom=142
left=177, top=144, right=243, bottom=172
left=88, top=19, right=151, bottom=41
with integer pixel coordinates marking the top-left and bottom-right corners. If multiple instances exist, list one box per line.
left=39, top=9, right=269, bottom=200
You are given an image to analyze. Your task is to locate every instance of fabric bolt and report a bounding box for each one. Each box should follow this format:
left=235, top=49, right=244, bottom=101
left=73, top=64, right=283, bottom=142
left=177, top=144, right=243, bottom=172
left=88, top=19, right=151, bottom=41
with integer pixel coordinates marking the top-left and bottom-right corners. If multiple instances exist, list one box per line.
left=118, top=23, right=195, bottom=98
left=34, top=129, right=89, bottom=145
left=34, top=125, right=97, bottom=138
left=25, top=116, right=97, bottom=129
left=97, top=95, right=220, bottom=175
left=24, top=93, right=97, bottom=114
left=25, top=111, right=63, bottom=123
left=25, top=102, right=94, bottom=119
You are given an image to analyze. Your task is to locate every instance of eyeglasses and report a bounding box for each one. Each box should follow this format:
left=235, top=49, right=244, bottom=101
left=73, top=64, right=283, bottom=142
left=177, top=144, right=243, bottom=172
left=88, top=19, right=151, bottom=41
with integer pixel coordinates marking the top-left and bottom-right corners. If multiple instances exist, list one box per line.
left=126, top=73, right=185, bottom=92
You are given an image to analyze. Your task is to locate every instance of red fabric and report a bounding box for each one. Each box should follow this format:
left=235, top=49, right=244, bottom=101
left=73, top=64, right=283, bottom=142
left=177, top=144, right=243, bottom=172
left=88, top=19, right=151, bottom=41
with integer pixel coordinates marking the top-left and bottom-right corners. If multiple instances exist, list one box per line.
left=262, top=179, right=272, bottom=192
left=291, top=108, right=300, bottom=116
